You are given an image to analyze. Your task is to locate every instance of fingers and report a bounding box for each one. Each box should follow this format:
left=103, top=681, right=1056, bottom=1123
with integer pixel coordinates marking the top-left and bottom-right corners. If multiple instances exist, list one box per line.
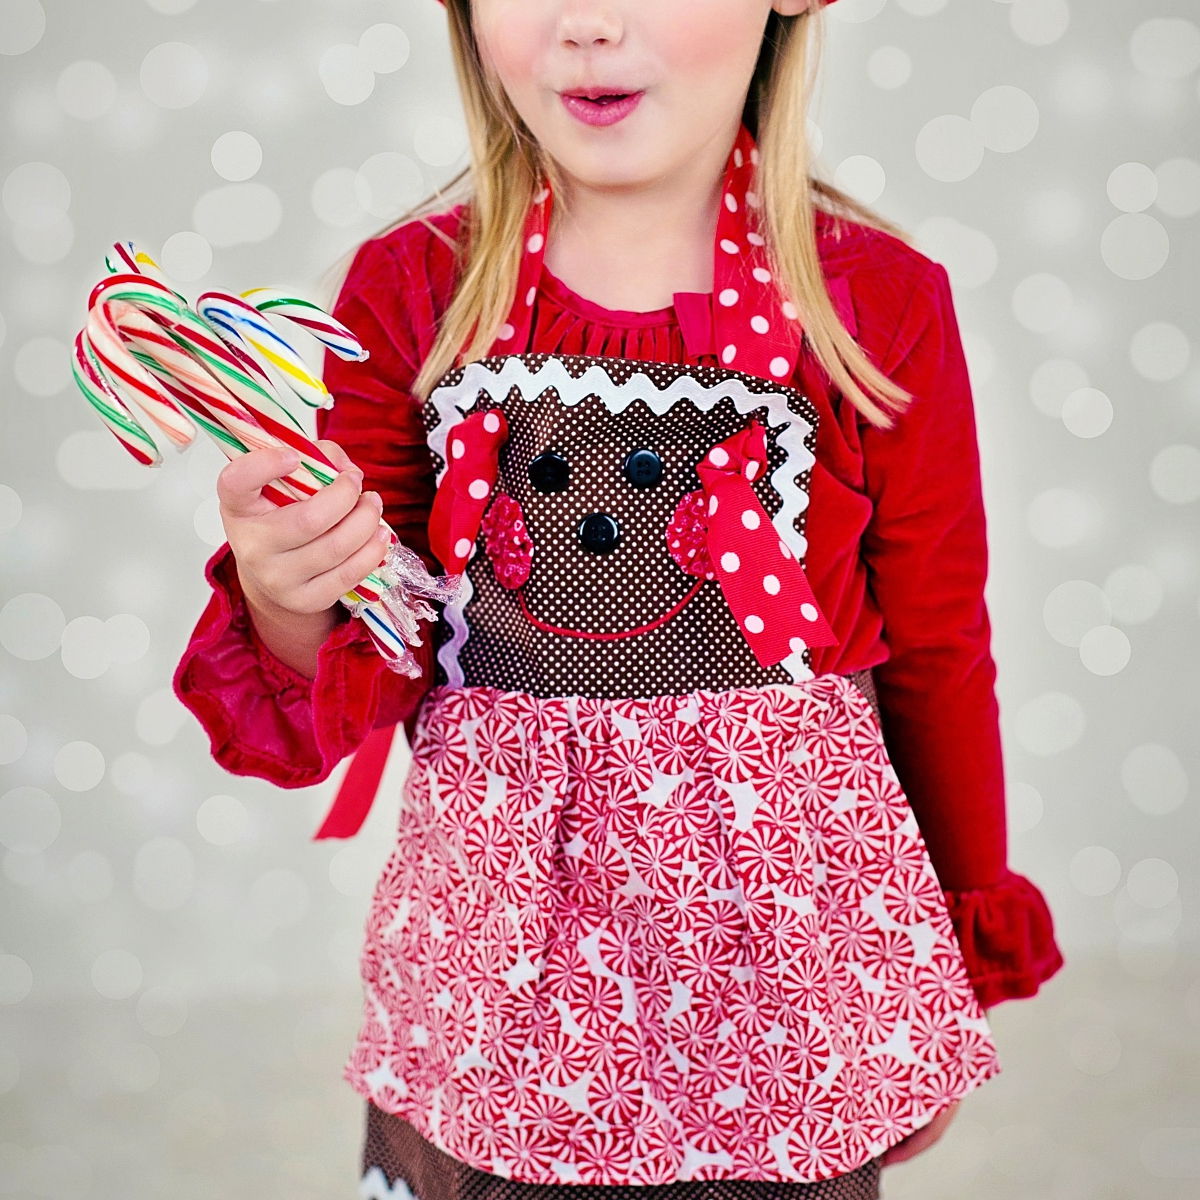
left=216, top=446, right=302, bottom=519
left=257, top=463, right=371, bottom=553
left=315, top=437, right=360, bottom=475
left=881, top=1101, right=959, bottom=1168
left=282, top=484, right=387, bottom=582
left=301, top=512, right=393, bottom=609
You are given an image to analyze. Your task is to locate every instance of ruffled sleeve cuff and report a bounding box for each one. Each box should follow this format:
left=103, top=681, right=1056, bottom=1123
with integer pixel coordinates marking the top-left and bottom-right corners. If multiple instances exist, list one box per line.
left=173, top=542, right=434, bottom=789
left=945, top=868, right=1065, bottom=1009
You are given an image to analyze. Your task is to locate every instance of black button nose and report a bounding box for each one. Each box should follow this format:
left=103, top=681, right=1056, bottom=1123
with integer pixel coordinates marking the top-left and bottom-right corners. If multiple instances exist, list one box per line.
left=529, top=450, right=569, bottom=493
left=624, top=447, right=663, bottom=488
left=577, top=512, right=620, bottom=554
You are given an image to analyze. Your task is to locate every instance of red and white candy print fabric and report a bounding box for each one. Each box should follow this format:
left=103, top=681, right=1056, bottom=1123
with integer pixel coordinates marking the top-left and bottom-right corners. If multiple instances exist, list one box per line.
left=344, top=673, right=1000, bottom=1185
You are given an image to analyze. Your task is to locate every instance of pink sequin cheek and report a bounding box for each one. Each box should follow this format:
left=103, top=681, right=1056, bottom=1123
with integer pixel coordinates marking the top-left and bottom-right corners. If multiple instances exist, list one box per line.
left=482, top=492, right=534, bottom=589
left=666, top=488, right=714, bottom=581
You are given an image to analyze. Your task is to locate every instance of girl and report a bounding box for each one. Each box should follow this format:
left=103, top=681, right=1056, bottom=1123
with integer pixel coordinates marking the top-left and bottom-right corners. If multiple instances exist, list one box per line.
left=175, top=1, right=1063, bottom=1196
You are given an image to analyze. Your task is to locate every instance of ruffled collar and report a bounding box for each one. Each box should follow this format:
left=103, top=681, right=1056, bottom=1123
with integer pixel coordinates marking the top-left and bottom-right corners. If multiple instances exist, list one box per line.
left=487, top=123, right=852, bottom=383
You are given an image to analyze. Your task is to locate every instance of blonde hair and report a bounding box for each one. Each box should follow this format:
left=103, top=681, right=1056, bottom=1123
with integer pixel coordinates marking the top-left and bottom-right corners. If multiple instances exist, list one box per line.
left=327, top=3, right=916, bottom=430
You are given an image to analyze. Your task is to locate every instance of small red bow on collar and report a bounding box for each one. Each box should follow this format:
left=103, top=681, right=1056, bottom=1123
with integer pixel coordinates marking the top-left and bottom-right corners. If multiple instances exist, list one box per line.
left=489, top=123, right=812, bottom=387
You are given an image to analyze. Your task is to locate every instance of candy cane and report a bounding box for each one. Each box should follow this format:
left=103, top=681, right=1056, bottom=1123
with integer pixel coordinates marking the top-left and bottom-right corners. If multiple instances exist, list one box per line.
left=67, top=240, right=455, bottom=672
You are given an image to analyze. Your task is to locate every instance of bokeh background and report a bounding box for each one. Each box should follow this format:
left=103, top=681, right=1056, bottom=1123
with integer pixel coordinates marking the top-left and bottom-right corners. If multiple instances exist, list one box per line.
left=2, top=0, right=1198, bottom=1196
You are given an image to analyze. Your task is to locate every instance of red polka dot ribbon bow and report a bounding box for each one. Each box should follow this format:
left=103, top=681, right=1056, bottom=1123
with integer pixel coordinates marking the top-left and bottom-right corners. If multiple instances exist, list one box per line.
left=696, top=420, right=838, bottom=666
left=487, top=122, right=806, bottom=387
left=428, top=407, right=509, bottom=572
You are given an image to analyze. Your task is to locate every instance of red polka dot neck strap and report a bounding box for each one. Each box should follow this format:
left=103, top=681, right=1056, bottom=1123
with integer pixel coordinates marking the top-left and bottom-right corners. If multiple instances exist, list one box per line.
left=487, top=122, right=805, bottom=386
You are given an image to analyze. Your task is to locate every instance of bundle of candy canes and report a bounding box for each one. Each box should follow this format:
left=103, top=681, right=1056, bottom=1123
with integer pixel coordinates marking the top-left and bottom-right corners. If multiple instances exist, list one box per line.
left=69, top=241, right=459, bottom=675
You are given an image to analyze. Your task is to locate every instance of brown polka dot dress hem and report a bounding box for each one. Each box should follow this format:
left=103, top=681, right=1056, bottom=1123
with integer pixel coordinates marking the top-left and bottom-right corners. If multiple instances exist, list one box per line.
left=356, top=669, right=887, bottom=1200
left=359, top=1103, right=882, bottom=1200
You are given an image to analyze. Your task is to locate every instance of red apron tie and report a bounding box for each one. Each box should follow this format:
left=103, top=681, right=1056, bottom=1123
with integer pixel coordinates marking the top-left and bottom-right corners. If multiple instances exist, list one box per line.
left=695, top=420, right=839, bottom=667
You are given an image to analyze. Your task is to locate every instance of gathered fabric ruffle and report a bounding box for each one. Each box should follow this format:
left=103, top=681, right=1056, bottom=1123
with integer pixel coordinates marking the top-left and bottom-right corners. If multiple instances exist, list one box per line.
left=529, top=270, right=720, bottom=366
left=346, top=674, right=1000, bottom=1185
left=172, top=542, right=433, bottom=790
left=945, top=869, right=1064, bottom=1009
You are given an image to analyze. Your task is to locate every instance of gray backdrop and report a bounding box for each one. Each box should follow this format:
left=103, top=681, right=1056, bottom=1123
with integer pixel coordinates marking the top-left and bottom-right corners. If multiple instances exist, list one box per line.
left=1, top=0, right=1197, bottom=1196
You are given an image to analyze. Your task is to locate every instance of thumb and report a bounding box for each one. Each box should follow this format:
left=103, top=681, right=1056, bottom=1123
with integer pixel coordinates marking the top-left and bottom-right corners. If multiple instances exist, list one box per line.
left=216, top=446, right=301, bottom=519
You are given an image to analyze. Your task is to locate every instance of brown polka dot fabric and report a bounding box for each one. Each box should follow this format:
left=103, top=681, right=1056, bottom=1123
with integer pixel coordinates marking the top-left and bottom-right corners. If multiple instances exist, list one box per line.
left=422, top=353, right=824, bottom=699
left=360, top=1102, right=883, bottom=1200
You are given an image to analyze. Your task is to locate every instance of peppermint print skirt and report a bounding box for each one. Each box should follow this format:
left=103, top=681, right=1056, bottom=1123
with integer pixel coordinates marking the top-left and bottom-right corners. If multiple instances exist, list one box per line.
left=345, top=669, right=1000, bottom=1188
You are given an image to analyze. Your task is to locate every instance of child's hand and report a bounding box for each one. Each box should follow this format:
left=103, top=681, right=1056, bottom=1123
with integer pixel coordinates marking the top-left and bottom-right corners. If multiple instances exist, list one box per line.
left=216, top=439, right=390, bottom=619
left=880, top=1099, right=960, bottom=1168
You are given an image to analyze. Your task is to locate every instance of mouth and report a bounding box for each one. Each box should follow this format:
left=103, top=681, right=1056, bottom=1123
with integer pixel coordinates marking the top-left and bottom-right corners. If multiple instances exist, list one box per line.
left=560, top=88, right=645, bottom=127
left=515, top=577, right=704, bottom=640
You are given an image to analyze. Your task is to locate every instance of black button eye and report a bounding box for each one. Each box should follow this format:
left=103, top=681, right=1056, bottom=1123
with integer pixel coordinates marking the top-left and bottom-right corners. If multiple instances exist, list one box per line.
left=623, top=448, right=662, bottom=489
left=529, top=450, right=569, bottom=493
left=578, top=513, right=621, bottom=554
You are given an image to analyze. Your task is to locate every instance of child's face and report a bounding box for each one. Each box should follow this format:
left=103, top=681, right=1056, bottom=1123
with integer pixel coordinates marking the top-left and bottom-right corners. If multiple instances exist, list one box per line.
left=470, top=1, right=810, bottom=198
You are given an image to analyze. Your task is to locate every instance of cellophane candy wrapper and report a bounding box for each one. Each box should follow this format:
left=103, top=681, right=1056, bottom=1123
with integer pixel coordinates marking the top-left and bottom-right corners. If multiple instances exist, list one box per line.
left=359, top=540, right=464, bottom=677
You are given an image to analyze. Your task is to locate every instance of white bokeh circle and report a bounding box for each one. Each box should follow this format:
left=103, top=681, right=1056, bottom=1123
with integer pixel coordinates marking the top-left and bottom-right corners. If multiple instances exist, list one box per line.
left=159, top=231, right=213, bottom=284
left=971, top=86, right=1039, bottom=154
left=1011, top=0, right=1070, bottom=47
left=0, top=0, right=45, bottom=56
left=210, top=131, right=263, bottom=182
left=867, top=46, right=911, bottom=90
left=1030, top=358, right=1088, bottom=419
left=1101, top=213, right=1170, bottom=281
left=355, top=152, right=424, bottom=219
left=1078, top=625, right=1131, bottom=677
left=1061, top=387, right=1113, bottom=439
left=0, top=714, right=28, bottom=766
left=1042, top=580, right=1110, bottom=648
left=2, top=162, right=70, bottom=228
left=0, top=592, right=66, bottom=661
left=1107, top=162, right=1157, bottom=213
left=1026, top=487, right=1098, bottom=549
left=1130, top=18, right=1200, bottom=80
left=414, top=114, right=469, bottom=168
left=140, top=42, right=209, bottom=110
left=311, top=167, right=362, bottom=227
left=914, top=115, right=984, bottom=183
left=196, top=793, right=253, bottom=846
left=1129, top=322, right=1190, bottom=382
left=1012, top=274, right=1073, bottom=334
left=56, top=61, right=118, bottom=121
left=1069, top=845, right=1122, bottom=897
left=1149, top=444, right=1200, bottom=505
left=1103, top=564, right=1163, bottom=625
left=1120, top=743, right=1187, bottom=816
left=0, top=786, right=61, bottom=854
left=60, top=616, right=110, bottom=680
left=1013, top=691, right=1086, bottom=756
left=319, top=44, right=375, bottom=106
left=359, top=24, right=410, bottom=74
left=1154, top=157, right=1200, bottom=218
left=54, top=741, right=106, bottom=792
left=832, top=155, right=886, bottom=205
left=91, top=948, right=143, bottom=1000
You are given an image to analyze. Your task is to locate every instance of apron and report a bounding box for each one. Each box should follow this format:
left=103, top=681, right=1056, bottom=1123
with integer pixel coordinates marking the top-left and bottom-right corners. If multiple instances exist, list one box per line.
left=343, top=352, right=1001, bottom=1186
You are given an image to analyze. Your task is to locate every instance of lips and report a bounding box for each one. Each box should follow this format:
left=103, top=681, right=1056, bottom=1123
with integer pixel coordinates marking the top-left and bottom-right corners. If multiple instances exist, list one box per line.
left=562, top=86, right=641, bottom=101
left=560, top=89, right=644, bottom=127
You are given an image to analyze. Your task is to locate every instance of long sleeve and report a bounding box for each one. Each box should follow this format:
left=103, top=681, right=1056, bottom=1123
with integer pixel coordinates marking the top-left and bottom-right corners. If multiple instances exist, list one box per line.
left=172, top=234, right=440, bottom=791
left=859, top=261, right=1063, bottom=1008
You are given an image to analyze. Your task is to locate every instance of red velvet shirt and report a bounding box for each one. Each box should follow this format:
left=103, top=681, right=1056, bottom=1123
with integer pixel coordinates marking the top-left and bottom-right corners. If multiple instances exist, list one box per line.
left=174, top=203, right=1062, bottom=1008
